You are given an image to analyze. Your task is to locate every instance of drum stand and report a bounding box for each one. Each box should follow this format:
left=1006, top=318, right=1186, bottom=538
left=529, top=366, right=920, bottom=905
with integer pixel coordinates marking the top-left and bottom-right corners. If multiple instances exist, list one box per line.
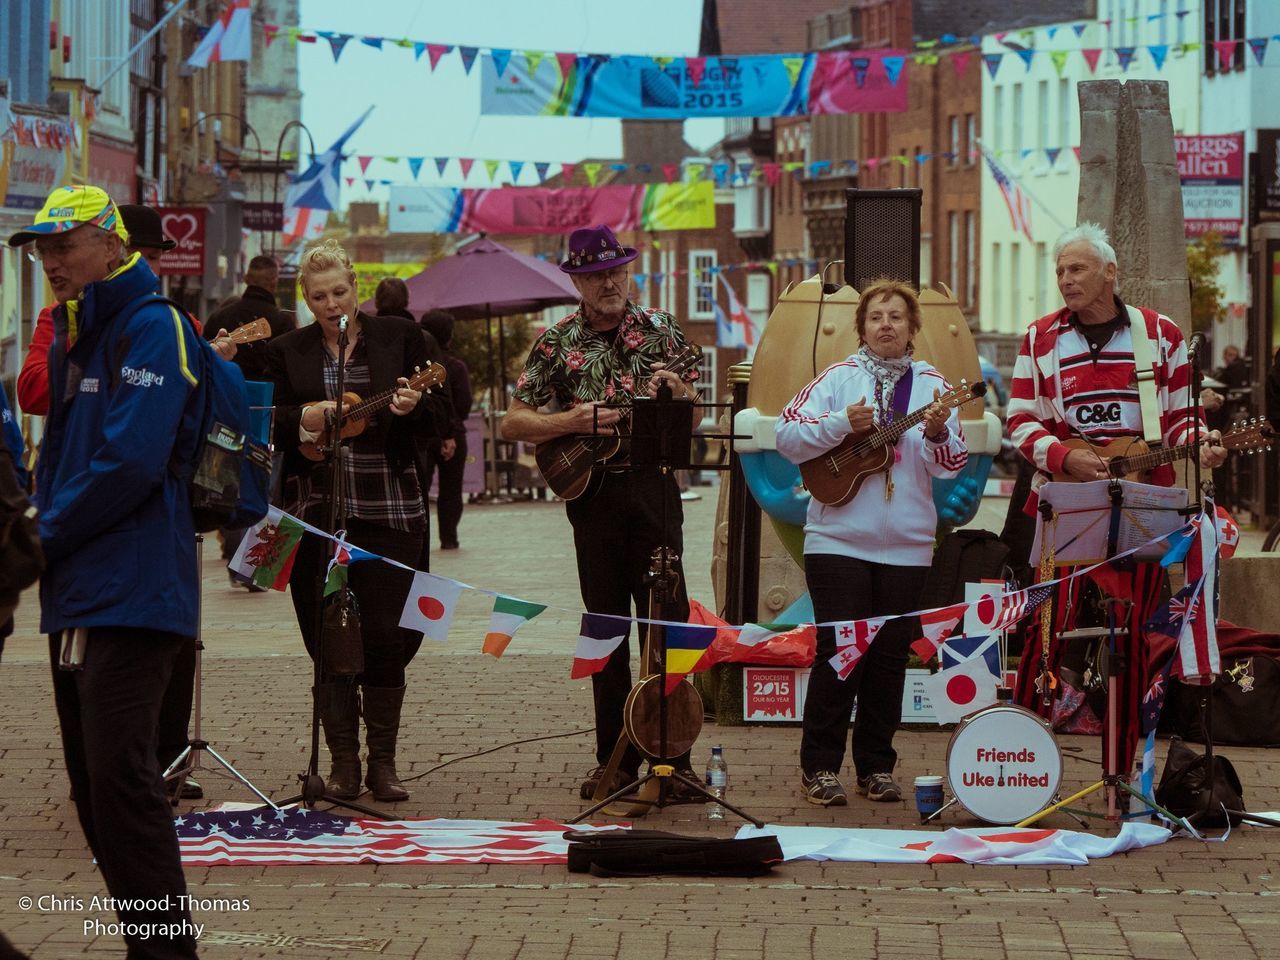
left=568, top=381, right=762, bottom=828
left=164, top=535, right=279, bottom=809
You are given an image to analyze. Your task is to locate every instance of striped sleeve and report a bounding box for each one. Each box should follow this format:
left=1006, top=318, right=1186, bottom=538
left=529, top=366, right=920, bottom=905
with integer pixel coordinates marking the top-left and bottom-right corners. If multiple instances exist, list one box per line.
left=775, top=362, right=857, bottom=465
left=1006, top=322, right=1071, bottom=475
left=1152, top=313, right=1202, bottom=448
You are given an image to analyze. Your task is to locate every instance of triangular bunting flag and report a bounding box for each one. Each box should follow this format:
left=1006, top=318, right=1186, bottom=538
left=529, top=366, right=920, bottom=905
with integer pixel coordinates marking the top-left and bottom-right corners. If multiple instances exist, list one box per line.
left=434, top=157, right=449, bottom=177
left=508, top=160, right=525, bottom=183
left=712, top=161, right=730, bottom=185
left=357, top=155, right=373, bottom=174
left=458, top=46, right=479, bottom=74
left=533, top=161, right=550, bottom=183
left=560, top=162, right=576, bottom=183
left=662, top=163, right=680, bottom=184
left=583, top=162, right=602, bottom=186
left=1072, top=23, right=1088, bottom=38
left=653, top=56, right=673, bottom=70
left=364, top=179, right=375, bottom=192
left=458, top=157, right=474, bottom=179
left=324, top=33, right=350, bottom=62
left=525, top=50, right=544, bottom=76
left=1050, top=50, right=1070, bottom=75
left=686, top=56, right=706, bottom=87
left=344, top=176, right=354, bottom=188
left=982, top=53, right=1003, bottom=79
left=398, top=572, right=465, bottom=643
left=1148, top=44, right=1169, bottom=71
left=950, top=50, right=971, bottom=80
left=781, top=56, right=805, bottom=89
left=413, top=41, right=426, bottom=61
left=571, top=614, right=629, bottom=679
left=761, top=162, right=781, bottom=186
left=882, top=55, right=905, bottom=86
left=1248, top=37, right=1268, bottom=65
left=407, top=156, right=424, bottom=179
left=1081, top=48, right=1102, bottom=73
left=491, top=48, right=512, bottom=77
left=483, top=596, right=546, bottom=657
left=1016, top=48, right=1035, bottom=71
left=1047, top=27, right=1059, bottom=40
left=1045, top=147, right=1061, bottom=167
left=360, top=37, right=382, bottom=51
left=738, top=161, right=754, bottom=182
left=555, top=51, right=578, bottom=81
left=1115, top=46, right=1137, bottom=71
left=427, top=44, right=451, bottom=71
left=483, top=159, right=500, bottom=182
left=263, top=24, right=280, bottom=47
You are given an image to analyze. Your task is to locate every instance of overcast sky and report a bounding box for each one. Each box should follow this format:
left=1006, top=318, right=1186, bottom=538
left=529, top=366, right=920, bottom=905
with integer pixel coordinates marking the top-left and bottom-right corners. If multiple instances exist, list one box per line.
left=297, top=0, right=726, bottom=205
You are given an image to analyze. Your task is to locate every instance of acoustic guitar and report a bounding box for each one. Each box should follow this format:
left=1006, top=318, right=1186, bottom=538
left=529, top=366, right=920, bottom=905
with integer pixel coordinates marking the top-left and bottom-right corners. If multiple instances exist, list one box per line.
left=1050, top=419, right=1275, bottom=483
left=535, top=343, right=703, bottom=501
left=298, top=362, right=447, bottom=461
left=591, top=547, right=704, bottom=817
left=800, top=379, right=987, bottom=507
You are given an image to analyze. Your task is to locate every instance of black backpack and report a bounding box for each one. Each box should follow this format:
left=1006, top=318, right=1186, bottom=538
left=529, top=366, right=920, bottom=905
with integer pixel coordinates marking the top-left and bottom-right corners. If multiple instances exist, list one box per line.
left=919, top=529, right=1012, bottom=610
left=0, top=443, right=43, bottom=613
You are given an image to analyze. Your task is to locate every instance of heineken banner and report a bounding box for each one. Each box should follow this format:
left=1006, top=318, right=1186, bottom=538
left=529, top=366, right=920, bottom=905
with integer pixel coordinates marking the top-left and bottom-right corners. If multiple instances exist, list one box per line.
left=388, top=181, right=715, bottom=234
left=479, top=51, right=907, bottom=119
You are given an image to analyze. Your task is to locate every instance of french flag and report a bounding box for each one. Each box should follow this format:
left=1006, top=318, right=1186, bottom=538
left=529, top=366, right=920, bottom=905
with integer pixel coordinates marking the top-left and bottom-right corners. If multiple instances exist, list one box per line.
left=570, top=614, right=630, bottom=679
left=186, top=0, right=252, bottom=69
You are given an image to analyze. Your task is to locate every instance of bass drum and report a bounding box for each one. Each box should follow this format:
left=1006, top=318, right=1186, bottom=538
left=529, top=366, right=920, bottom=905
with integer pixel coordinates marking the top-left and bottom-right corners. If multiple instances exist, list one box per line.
left=945, top=704, right=1063, bottom=825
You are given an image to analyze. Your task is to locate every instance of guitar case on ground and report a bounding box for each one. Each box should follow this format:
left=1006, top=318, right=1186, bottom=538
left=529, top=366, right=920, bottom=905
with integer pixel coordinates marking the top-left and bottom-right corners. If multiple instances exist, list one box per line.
left=565, top=829, right=784, bottom=877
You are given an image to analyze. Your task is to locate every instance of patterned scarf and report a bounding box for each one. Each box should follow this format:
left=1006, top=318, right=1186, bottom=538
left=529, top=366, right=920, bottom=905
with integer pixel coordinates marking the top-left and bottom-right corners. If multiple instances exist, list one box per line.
left=857, top=345, right=914, bottom=424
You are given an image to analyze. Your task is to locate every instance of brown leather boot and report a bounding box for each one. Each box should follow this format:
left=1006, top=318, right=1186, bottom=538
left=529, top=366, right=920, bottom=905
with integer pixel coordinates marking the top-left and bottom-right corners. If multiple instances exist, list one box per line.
left=317, top=682, right=361, bottom=799
left=362, top=685, right=409, bottom=802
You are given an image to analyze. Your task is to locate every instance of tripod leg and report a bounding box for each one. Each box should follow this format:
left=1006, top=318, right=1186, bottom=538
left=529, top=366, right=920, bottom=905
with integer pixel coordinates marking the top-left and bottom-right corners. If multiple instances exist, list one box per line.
left=669, top=770, right=764, bottom=827
left=200, top=745, right=281, bottom=810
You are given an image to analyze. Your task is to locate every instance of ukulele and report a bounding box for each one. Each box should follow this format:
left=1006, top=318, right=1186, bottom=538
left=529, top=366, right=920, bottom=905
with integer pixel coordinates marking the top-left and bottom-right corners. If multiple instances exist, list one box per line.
left=800, top=379, right=987, bottom=507
left=1050, top=419, right=1275, bottom=483
left=591, top=547, right=704, bottom=817
left=535, top=343, right=703, bottom=501
left=298, top=362, right=447, bottom=461
left=217, top=317, right=272, bottom=346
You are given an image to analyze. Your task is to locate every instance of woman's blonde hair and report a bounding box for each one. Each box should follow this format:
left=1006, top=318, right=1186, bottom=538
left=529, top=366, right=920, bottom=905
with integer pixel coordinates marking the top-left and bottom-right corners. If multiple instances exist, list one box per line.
left=299, top=238, right=355, bottom=293
left=854, top=278, right=922, bottom=346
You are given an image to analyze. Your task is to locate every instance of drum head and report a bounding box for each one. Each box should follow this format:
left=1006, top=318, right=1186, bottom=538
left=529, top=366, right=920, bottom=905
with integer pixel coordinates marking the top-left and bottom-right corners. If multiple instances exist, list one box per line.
left=945, top=705, right=1063, bottom=824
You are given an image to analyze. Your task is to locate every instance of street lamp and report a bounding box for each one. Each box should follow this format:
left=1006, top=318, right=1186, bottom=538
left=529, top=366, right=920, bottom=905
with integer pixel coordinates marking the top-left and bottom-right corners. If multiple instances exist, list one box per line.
left=271, top=120, right=318, bottom=256
left=180, top=111, right=267, bottom=249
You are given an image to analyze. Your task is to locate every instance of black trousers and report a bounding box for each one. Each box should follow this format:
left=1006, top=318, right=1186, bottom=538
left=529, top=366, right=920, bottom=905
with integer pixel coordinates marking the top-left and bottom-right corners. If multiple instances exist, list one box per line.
left=290, top=517, right=424, bottom=687
left=566, top=469, right=689, bottom=776
left=49, top=628, right=198, bottom=960
left=422, top=438, right=467, bottom=547
left=800, top=554, right=928, bottom=780
left=156, top=637, right=196, bottom=774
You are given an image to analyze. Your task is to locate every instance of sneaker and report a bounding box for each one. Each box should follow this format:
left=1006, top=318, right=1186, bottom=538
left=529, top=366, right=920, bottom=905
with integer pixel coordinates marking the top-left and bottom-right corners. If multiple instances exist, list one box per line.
left=579, top=765, right=638, bottom=800
left=801, top=770, right=848, bottom=806
left=665, top=768, right=707, bottom=804
left=856, top=772, right=902, bottom=802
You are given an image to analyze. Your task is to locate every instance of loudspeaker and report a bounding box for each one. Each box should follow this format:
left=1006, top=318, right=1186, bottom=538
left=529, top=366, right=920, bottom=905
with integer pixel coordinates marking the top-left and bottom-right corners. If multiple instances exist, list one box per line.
left=843, top=188, right=922, bottom=292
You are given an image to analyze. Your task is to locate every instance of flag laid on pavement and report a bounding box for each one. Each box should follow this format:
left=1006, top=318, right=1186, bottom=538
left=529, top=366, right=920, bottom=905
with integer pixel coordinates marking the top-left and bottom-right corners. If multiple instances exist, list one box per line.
left=570, top=613, right=630, bottom=679
left=228, top=508, right=306, bottom=591
left=664, top=623, right=719, bottom=693
left=828, top=617, right=887, bottom=680
left=185, top=0, right=252, bottom=69
left=482, top=596, right=547, bottom=657
left=176, top=808, right=623, bottom=866
left=922, top=656, right=998, bottom=724
left=909, top=603, right=968, bottom=663
left=398, top=571, right=464, bottom=642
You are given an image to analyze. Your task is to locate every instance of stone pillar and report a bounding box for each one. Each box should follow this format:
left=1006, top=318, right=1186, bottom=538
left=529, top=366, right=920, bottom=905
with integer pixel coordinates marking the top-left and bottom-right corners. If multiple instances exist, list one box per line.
left=1077, top=80, right=1191, bottom=333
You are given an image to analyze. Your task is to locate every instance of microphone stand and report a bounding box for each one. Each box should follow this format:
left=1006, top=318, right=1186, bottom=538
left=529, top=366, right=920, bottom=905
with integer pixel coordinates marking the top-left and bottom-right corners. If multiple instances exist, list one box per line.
left=280, top=313, right=387, bottom=819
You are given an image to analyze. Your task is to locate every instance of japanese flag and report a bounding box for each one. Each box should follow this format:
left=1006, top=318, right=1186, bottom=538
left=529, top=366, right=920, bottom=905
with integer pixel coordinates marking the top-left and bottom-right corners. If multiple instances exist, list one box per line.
left=922, top=657, right=998, bottom=724
left=398, top=571, right=464, bottom=642
left=963, top=582, right=1004, bottom=636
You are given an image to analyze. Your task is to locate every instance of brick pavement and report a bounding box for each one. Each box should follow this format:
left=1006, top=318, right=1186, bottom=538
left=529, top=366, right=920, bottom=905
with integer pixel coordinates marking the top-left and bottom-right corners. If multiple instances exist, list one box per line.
left=2, top=486, right=1280, bottom=959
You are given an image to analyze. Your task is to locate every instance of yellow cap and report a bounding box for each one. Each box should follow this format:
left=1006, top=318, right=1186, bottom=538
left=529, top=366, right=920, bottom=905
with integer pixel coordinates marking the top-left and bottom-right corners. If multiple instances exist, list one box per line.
left=7, top=184, right=130, bottom=247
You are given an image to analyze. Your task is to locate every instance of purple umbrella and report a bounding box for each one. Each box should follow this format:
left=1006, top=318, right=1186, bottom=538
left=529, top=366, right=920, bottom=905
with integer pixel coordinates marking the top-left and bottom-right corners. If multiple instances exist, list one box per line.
left=361, top=236, right=581, bottom=497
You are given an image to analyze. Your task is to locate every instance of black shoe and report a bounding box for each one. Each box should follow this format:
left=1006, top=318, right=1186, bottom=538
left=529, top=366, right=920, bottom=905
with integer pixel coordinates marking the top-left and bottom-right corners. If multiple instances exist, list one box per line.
left=856, top=772, right=902, bottom=802
left=179, top=778, right=203, bottom=800
left=665, top=768, right=707, bottom=804
left=579, top=765, right=637, bottom=800
left=801, top=770, right=848, bottom=806
left=441, top=541, right=459, bottom=550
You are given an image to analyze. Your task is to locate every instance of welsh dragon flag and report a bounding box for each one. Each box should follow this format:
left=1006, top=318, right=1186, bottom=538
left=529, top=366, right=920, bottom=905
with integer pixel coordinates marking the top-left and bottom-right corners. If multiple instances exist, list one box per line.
left=228, top=508, right=306, bottom=590
left=483, top=596, right=547, bottom=657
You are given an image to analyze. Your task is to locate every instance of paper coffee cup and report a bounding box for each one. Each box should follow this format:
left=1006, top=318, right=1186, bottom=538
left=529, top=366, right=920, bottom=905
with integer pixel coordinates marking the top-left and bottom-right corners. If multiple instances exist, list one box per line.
left=914, top=775, right=945, bottom=817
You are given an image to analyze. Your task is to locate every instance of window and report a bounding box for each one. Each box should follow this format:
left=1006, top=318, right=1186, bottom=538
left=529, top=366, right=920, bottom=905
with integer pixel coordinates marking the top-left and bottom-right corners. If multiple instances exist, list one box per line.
left=993, top=87, right=1005, bottom=155
left=1205, top=0, right=1247, bottom=74
left=1057, top=79, right=1070, bottom=157
left=1176, top=0, right=1188, bottom=44
left=696, top=346, right=718, bottom=412
left=966, top=114, right=977, bottom=164
left=991, top=242, right=1002, bottom=326
left=639, top=250, right=651, bottom=303
left=1034, top=242, right=1047, bottom=317
left=950, top=116, right=960, bottom=166
left=1012, top=85, right=1024, bottom=165
left=688, top=251, right=717, bottom=319
left=1159, top=0, right=1169, bottom=45
left=949, top=212, right=960, bottom=293
left=1037, top=81, right=1049, bottom=156
left=1010, top=243, right=1022, bottom=327
left=964, top=212, right=976, bottom=307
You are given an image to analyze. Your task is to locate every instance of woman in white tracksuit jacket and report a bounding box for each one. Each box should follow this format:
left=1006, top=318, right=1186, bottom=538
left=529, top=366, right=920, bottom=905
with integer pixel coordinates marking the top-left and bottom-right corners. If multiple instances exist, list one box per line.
left=776, top=279, right=969, bottom=808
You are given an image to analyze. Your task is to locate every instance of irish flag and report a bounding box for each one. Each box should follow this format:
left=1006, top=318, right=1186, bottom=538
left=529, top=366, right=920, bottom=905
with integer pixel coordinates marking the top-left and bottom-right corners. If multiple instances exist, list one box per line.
left=483, top=596, right=547, bottom=657
left=229, top=508, right=306, bottom=591
left=663, top=623, right=719, bottom=693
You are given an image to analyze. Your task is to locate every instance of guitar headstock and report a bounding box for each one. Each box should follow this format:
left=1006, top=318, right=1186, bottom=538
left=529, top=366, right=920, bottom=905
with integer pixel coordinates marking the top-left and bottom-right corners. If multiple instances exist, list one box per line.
left=407, top=362, right=448, bottom=392
left=647, top=546, right=680, bottom=577
left=665, top=343, right=704, bottom=379
left=939, top=378, right=987, bottom=409
left=228, top=317, right=272, bottom=345
left=1223, top=417, right=1276, bottom=454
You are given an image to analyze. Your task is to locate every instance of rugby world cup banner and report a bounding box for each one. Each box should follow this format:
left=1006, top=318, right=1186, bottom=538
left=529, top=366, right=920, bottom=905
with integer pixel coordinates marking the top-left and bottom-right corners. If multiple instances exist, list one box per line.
left=479, top=51, right=908, bottom=118
left=388, top=181, right=714, bottom=234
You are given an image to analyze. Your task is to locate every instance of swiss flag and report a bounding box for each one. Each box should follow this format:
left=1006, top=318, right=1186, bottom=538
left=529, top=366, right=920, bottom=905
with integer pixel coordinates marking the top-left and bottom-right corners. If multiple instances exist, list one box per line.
left=828, top=617, right=888, bottom=680
left=398, top=571, right=464, bottom=642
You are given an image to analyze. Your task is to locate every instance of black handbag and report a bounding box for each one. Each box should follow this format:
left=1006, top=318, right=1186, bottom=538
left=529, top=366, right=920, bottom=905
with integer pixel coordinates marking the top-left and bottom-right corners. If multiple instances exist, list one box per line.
left=321, top=587, right=363, bottom=677
left=1155, top=736, right=1245, bottom=827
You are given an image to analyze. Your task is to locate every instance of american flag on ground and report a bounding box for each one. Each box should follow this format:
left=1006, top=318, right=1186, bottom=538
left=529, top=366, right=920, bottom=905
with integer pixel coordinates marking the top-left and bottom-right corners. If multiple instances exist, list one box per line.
left=989, top=583, right=1055, bottom=632
left=175, top=808, right=622, bottom=867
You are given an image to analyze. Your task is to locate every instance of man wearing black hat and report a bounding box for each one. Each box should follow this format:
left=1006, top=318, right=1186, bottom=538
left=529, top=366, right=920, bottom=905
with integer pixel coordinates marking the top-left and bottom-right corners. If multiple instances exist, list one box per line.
left=501, top=224, right=702, bottom=802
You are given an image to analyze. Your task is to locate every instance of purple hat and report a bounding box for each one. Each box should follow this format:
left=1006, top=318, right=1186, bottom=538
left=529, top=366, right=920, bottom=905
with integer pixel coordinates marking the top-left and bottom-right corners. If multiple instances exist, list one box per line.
left=559, top=224, right=638, bottom=274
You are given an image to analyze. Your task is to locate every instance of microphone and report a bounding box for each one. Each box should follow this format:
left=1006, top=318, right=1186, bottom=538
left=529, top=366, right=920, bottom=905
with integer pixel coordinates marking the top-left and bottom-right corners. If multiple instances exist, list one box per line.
left=338, top=314, right=348, bottom=332
left=1187, top=331, right=1206, bottom=363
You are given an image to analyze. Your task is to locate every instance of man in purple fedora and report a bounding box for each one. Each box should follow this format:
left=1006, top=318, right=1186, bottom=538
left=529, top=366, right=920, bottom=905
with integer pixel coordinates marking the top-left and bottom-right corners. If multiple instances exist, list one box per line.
left=502, top=224, right=702, bottom=801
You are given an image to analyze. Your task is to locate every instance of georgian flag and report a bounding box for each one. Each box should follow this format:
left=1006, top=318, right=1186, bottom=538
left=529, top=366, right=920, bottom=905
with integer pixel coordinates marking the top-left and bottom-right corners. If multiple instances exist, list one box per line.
left=398, top=572, right=465, bottom=643
left=828, top=617, right=888, bottom=680
left=570, top=614, right=630, bottom=679
left=185, top=0, right=252, bottom=69
left=909, top=603, right=968, bottom=663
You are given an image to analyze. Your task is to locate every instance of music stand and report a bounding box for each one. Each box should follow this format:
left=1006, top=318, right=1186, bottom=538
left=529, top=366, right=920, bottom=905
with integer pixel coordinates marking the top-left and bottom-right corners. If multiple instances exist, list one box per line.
left=570, top=382, right=762, bottom=827
left=163, top=534, right=279, bottom=809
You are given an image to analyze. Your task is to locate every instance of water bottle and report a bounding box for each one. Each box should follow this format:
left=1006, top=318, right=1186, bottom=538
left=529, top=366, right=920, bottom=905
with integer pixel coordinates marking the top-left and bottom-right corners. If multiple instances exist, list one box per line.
left=705, top=746, right=728, bottom=821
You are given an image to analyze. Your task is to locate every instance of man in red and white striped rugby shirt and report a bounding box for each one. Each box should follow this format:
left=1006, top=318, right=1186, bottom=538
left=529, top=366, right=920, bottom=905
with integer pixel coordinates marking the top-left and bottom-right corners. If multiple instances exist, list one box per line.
left=1007, top=222, right=1227, bottom=491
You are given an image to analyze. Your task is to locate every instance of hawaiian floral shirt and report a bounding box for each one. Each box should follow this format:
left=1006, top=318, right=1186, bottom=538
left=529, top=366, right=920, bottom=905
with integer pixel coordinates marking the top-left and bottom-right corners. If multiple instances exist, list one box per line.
left=512, top=301, right=698, bottom=409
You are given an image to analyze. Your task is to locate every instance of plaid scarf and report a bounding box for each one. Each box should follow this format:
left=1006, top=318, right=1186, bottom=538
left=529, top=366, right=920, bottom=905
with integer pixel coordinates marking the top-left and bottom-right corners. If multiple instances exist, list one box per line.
left=857, top=345, right=914, bottom=424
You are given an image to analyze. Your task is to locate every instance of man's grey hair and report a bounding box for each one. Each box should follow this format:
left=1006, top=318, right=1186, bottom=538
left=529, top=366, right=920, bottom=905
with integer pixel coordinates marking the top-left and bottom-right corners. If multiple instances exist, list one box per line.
left=1053, top=222, right=1117, bottom=268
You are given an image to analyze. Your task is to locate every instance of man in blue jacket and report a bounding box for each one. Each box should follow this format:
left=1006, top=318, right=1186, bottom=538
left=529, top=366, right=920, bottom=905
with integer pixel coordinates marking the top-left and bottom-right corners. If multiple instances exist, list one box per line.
left=9, top=185, right=201, bottom=959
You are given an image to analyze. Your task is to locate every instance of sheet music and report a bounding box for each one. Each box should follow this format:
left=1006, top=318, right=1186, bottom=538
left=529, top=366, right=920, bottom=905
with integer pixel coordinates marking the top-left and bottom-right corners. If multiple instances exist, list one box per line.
left=1031, top=480, right=1189, bottom=565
